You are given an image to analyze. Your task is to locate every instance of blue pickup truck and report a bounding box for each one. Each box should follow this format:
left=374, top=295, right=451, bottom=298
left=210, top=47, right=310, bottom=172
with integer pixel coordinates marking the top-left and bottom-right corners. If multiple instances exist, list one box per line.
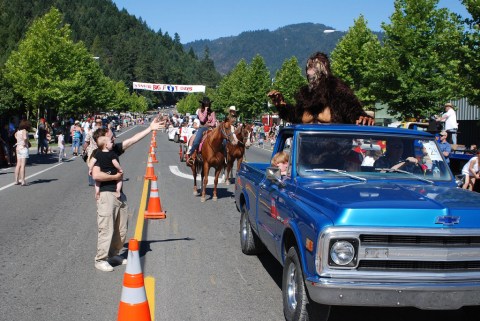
left=234, top=124, right=480, bottom=321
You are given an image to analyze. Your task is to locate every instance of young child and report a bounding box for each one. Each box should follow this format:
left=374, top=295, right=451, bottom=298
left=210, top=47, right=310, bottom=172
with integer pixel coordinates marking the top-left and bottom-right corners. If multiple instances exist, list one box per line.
left=57, top=130, right=66, bottom=162
left=271, top=151, right=289, bottom=175
left=89, top=136, right=123, bottom=199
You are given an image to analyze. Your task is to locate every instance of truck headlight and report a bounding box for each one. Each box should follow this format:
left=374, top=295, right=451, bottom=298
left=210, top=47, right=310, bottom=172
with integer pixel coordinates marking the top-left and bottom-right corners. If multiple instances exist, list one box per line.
left=329, top=240, right=357, bottom=267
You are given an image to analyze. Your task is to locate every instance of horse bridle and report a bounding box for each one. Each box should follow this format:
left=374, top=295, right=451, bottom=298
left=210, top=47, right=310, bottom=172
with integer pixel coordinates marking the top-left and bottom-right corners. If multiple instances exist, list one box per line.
left=234, top=125, right=248, bottom=146
left=220, top=122, right=235, bottom=143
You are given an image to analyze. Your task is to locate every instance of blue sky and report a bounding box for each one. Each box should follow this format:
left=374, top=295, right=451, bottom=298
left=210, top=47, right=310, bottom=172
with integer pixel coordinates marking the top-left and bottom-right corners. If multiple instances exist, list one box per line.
left=112, top=0, right=471, bottom=44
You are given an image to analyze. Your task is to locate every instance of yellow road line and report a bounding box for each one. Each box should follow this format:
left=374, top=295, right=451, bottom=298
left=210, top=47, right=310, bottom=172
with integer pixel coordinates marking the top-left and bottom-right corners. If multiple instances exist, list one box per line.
left=134, top=179, right=156, bottom=321
left=145, top=276, right=155, bottom=320
left=134, top=179, right=149, bottom=240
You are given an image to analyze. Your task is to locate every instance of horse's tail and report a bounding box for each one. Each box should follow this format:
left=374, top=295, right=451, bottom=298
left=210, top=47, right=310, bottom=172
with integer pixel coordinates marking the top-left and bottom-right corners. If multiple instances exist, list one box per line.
left=195, top=157, right=203, bottom=176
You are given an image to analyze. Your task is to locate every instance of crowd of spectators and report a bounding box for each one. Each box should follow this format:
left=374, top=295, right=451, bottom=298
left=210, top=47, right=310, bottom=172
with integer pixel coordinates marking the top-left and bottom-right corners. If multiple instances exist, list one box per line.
left=0, top=113, right=147, bottom=167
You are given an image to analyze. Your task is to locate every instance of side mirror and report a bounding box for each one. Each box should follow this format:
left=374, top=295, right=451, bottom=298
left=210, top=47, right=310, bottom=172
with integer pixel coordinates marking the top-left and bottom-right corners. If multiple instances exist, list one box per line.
left=266, top=166, right=286, bottom=188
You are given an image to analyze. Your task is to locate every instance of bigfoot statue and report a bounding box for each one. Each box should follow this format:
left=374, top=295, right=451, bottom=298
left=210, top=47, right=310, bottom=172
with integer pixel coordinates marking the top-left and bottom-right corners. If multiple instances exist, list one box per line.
left=268, top=52, right=374, bottom=125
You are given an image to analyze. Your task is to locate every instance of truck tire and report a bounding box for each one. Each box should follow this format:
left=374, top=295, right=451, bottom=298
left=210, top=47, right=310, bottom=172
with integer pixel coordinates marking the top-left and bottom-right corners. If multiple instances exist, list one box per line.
left=240, top=204, right=264, bottom=255
left=283, top=247, right=331, bottom=321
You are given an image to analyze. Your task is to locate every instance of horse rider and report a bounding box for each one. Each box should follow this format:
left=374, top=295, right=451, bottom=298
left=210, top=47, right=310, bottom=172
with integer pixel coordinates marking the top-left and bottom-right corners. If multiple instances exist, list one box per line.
left=186, top=96, right=217, bottom=166
left=228, top=106, right=238, bottom=126
left=221, top=106, right=239, bottom=160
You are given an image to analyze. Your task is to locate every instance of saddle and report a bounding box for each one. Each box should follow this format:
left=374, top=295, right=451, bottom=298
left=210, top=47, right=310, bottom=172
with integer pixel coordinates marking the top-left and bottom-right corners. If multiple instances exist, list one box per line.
left=198, top=128, right=213, bottom=153
left=186, top=128, right=212, bottom=167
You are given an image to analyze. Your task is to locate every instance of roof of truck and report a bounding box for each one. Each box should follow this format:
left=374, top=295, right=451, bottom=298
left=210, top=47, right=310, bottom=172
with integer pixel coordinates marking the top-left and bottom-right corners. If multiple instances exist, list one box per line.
left=281, top=123, right=434, bottom=138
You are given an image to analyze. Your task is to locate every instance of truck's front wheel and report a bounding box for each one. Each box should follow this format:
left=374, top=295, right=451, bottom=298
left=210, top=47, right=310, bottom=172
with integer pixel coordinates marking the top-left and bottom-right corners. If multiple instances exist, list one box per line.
left=240, top=204, right=264, bottom=254
left=283, top=247, right=331, bottom=321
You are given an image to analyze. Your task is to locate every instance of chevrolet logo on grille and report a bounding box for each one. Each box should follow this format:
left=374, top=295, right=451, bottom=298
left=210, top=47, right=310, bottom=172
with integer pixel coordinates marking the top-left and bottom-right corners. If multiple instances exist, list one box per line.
left=435, top=216, right=460, bottom=225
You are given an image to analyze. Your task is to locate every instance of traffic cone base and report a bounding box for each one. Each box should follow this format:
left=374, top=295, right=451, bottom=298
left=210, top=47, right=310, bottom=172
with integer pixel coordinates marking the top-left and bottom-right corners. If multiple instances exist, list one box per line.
left=144, top=180, right=166, bottom=220
left=117, top=239, right=151, bottom=321
left=118, top=301, right=150, bottom=321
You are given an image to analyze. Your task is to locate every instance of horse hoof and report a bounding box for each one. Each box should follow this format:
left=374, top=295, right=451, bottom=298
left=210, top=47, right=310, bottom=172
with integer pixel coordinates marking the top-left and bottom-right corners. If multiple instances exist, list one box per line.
left=213, top=196, right=218, bottom=201
left=225, top=181, right=230, bottom=186
left=193, top=191, right=199, bottom=196
left=201, top=197, right=206, bottom=202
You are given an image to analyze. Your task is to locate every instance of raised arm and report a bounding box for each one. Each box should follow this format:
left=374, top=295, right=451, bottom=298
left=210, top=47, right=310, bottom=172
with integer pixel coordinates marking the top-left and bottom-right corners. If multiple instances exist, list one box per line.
left=122, top=116, right=163, bottom=150
left=197, top=108, right=208, bottom=123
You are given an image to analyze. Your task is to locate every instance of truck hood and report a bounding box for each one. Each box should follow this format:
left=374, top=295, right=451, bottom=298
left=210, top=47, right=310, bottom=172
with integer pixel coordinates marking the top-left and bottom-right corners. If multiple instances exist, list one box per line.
left=297, top=182, right=480, bottom=228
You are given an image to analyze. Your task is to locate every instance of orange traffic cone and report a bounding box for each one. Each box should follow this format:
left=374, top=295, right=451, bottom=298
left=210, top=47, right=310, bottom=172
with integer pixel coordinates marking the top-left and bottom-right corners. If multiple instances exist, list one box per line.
left=151, top=131, right=157, bottom=148
left=144, top=179, right=166, bottom=219
left=117, top=239, right=151, bottom=321
left=144, top=156, right=157, bottom=181
left=150, top=148, right=158, bottom=163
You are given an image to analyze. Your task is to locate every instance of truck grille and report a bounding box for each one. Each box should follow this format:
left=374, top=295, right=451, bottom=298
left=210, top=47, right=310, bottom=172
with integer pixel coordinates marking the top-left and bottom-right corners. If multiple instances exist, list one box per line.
left=360, top=234, right=480, bottom=245
left=358, top=260, right=480, bottom=271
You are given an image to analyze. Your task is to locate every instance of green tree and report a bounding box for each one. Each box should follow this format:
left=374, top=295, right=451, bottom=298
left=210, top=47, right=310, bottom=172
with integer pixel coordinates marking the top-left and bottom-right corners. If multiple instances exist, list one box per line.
left=129, top=92, right=148, bottom=113
left=213, top=59, right=249, bottom=117
left=373, top=0, right=465, bottom=119
left=243, top=54, right=271, bottom=120
left=4, top=7, right=109, bottom=118
left=460, top=0, right=480, bottom=108
left=176, top=93, right=204, bottom=115
left=330, top=15, right=382, bottom=110
left=0, top=68, right=22, bottom=114
left=271, top=56, right=307, bottom=105
left=211, top=55, right=272, bottom=120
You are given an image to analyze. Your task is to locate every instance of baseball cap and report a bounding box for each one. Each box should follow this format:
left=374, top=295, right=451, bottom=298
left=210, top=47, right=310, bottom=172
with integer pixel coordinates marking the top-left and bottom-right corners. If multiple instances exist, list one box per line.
left=229, top=106, right=236, bottom=111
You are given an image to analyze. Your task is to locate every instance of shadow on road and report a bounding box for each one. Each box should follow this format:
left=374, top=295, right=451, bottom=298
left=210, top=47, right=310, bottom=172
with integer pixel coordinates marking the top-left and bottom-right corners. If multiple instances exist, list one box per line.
left=194, top=185, right=234, bottom=201
left=135, top=238, right=195, bottom=258
left=28, top=178, right=58, bottom=185
left=27, top=153, right=69, bottom=166
left=257, top=251, right=283, bottom=289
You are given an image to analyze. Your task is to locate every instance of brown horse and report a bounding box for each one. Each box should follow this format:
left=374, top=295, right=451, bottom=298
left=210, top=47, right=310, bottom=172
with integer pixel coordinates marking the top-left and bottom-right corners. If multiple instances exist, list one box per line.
left=191, top=118, right=238, bottom=201
left=225, top=123, right=253, bottom=185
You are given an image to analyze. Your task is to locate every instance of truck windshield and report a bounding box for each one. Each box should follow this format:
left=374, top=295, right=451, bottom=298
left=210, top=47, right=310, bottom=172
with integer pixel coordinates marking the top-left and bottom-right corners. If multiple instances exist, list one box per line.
left=296, top=133, right=452, bottom=182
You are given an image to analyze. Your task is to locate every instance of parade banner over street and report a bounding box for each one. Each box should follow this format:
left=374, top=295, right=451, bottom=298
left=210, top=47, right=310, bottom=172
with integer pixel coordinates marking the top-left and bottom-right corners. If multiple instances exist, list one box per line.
left=133, top=82, right=205, bottom=93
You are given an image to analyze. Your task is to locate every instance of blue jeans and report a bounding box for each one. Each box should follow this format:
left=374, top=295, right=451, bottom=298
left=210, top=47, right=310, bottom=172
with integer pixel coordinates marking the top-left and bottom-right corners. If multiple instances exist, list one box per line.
left=190, top=127, right=208, bottom=154
left=72, top=137, right=81, bottom=148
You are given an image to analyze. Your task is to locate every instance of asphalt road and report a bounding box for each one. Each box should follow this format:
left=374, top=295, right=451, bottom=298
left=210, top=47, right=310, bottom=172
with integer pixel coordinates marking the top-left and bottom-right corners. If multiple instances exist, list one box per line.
left=0, top=125, right=476, bottom=321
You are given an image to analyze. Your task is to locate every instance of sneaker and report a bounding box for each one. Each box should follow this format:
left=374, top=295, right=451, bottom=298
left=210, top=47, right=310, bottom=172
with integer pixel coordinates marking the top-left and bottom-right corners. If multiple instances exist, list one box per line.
left=95, top=260, right=114, bottom=272
left=108, top=255, right=127, bottom=265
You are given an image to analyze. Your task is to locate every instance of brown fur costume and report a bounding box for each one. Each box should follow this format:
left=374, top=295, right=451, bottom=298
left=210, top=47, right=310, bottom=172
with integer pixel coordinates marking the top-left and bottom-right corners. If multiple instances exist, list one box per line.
left=268, top=52, right=374, bottom=125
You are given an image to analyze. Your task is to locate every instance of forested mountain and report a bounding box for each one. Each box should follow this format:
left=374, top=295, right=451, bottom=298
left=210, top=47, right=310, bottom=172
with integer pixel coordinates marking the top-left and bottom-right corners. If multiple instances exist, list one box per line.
left=0, top=0, right=382, bottom=100
left=184, top=23, right=383, bottom=76
left=0, top=0, right=221, bottom=106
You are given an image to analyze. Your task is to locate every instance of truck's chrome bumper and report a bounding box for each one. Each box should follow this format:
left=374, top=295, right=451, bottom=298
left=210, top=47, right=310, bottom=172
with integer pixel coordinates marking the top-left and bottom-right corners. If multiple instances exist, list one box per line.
left=305, top=278, right=480, bottom=310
